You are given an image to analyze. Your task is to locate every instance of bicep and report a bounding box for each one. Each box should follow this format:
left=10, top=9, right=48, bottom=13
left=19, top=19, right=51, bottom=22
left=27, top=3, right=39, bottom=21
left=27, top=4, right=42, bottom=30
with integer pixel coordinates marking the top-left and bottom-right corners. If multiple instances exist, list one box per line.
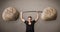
left=35, top=19, right=38, bottom=21
left=21, top=19, right=25, bottom=22
left=35, top=18, right=39, bottom=21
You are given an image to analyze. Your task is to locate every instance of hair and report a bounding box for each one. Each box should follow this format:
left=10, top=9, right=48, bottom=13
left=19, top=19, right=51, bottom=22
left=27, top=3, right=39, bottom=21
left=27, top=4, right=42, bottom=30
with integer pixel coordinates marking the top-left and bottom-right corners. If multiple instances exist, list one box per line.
left=28, top=16, right=32, bottom=19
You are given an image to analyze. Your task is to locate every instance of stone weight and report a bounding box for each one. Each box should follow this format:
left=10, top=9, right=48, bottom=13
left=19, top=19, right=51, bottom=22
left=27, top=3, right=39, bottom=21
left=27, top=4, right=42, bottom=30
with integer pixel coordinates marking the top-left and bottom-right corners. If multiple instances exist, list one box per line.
left=41, top=7, right=57, bottom=21
left=2, top=7, right=19, bottom=21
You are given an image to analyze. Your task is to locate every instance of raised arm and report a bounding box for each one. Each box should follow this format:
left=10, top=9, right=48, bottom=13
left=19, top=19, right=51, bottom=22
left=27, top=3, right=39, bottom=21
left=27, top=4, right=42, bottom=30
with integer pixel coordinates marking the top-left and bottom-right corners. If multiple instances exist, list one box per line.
left=20, top=12, right=25, bottom=22
left=35, top=12, right=39, bottom=21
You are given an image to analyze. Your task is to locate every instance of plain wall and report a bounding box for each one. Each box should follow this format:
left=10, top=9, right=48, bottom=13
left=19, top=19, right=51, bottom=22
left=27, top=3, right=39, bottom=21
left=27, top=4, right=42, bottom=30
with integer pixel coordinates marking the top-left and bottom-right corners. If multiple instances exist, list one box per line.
left=0, top=0, right=60, bottom=32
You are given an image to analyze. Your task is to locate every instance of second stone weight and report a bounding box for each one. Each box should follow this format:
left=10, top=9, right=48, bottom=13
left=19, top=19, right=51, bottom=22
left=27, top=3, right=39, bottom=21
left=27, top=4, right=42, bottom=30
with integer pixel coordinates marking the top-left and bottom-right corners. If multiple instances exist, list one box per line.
left=41, top=7, right=57, bottom=21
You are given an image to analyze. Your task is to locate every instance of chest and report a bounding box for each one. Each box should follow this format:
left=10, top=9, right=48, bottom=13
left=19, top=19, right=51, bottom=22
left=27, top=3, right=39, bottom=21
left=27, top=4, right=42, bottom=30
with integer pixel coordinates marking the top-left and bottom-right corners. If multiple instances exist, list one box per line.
left=26, top=22, right=33, bottom=25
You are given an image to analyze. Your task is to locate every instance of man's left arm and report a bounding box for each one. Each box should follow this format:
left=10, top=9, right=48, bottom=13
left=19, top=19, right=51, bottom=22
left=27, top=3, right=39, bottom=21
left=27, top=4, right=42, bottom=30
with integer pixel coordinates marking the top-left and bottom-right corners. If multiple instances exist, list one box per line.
left=35, top=11, right=39, bottom=21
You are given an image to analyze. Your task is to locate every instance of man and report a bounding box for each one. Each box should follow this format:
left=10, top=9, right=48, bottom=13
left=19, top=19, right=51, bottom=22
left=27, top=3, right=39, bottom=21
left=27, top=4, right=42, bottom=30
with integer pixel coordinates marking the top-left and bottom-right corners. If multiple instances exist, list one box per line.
left=20, top=11, right=39, bottom=32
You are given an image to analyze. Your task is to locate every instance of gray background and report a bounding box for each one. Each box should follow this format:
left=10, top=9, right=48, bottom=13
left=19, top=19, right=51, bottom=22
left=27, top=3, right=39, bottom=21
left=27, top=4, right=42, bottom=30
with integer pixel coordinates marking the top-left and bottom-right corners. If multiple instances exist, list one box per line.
left=0, top=0, right=60, bottom=32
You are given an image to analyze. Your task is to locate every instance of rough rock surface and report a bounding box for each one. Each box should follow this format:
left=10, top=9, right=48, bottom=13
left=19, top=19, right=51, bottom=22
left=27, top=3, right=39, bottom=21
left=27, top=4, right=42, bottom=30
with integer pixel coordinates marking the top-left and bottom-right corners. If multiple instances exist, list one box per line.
left=41, top=7, right=57, bottom=21
left=2, top=7, right=19, bottom=21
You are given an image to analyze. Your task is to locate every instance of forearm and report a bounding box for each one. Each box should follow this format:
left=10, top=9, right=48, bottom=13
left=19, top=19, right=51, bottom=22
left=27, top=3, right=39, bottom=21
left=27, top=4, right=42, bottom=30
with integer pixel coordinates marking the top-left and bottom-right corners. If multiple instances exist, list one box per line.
left=35, top=12, right=39, bottom=21
left=20, top=12, right=25, bottom=22
left=20, top=12, right=23, bottom=19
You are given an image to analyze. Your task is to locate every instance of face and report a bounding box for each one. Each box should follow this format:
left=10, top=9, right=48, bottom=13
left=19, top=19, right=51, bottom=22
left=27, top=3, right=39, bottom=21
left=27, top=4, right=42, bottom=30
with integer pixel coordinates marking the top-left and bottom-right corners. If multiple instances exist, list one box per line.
left=28, top=18, right=32, bottom=21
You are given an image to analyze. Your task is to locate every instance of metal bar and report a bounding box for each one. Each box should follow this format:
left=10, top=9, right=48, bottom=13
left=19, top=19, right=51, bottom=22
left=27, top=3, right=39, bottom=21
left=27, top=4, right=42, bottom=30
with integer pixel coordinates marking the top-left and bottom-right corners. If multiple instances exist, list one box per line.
left=23, top=11, right=42, bottom=13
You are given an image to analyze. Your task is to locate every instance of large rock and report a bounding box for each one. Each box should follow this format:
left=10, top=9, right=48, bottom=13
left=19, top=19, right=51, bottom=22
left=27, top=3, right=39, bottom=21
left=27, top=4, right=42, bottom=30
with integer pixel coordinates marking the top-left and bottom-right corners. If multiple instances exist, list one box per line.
left=41, top=7, right=57, bottom=21
left=2, top=7, right=19, bottom=21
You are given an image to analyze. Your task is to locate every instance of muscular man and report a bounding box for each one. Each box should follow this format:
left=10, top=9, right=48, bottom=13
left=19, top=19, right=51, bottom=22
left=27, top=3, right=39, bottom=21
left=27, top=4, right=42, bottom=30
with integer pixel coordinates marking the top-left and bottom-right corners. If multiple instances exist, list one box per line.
left=20, top=11, right=39, bottom=32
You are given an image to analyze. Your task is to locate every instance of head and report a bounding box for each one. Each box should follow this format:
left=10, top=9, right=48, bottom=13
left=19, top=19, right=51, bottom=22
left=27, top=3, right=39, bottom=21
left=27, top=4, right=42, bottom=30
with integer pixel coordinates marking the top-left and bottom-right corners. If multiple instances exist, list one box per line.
left=27, top=16, right=32, bottom=21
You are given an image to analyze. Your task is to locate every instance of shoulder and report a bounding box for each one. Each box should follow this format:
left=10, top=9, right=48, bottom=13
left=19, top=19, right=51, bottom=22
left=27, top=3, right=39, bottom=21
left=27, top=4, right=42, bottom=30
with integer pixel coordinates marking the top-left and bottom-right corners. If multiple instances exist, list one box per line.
left=32, top=20, right=36, bottom=23
left=24, top=20, right=28, bottom=23
left=33, top=20, right=36, bottom=22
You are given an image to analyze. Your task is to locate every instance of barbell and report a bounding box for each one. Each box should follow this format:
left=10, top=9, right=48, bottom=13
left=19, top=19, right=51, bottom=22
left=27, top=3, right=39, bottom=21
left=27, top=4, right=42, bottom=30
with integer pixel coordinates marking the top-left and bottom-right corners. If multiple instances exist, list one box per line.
left=2, top=7, right=57, bottom=21
left=23, top=11, right=42, bottom=13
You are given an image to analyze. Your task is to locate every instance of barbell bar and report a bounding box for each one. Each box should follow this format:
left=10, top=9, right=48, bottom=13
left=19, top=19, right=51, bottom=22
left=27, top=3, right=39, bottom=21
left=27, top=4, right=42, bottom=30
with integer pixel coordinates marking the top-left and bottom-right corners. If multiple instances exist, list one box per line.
left=23, top=11, right=43, bottom=13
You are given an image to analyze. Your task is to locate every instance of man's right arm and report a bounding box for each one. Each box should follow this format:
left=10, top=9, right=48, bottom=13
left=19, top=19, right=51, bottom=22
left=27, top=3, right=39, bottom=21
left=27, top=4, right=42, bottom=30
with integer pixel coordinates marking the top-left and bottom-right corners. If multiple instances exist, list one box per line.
left=20, top=12, right=25, bottom=22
